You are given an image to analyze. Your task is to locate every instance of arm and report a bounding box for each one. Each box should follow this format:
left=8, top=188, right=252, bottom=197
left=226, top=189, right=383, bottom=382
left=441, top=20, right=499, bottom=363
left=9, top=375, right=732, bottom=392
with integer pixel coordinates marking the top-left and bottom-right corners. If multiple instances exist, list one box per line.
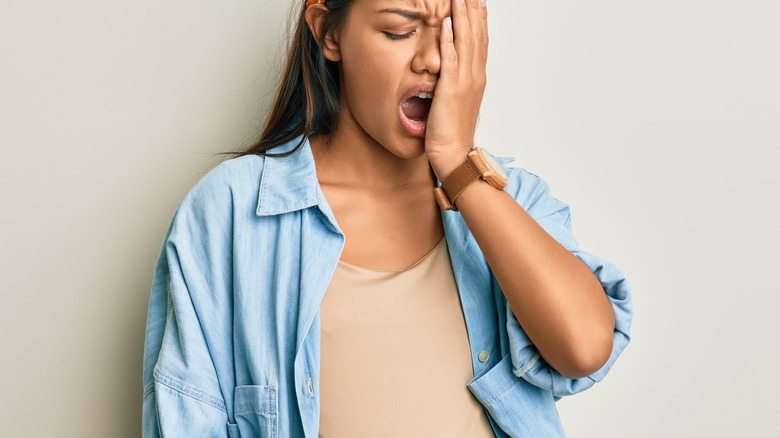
left=143, top=168, right=239, bottom=437
left=427, top=0, right=621, bottom=380
left=143, top=230, right=231, bottom=437
left=461, top=166, right=632, bottom=401
left=453, top=173, right=615, bottom=379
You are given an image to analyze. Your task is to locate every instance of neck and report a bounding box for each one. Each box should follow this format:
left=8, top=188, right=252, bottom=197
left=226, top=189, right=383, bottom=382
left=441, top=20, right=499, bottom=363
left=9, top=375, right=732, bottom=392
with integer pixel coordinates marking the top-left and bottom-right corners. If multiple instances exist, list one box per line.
left=311, top=124, right=434, bottom=193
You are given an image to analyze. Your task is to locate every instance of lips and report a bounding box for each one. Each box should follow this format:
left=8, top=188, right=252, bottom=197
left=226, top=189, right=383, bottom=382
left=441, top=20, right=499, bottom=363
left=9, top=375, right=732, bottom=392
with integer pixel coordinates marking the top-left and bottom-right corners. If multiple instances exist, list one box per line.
left=399, top=83, right=436, bottom=137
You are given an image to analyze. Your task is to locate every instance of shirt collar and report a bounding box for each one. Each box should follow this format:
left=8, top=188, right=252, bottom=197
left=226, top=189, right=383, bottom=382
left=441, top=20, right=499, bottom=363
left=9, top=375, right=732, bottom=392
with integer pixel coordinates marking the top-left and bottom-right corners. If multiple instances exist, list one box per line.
left=255, top=137, right=515, bottom=232
left=255, top=135, right=340, bottom=231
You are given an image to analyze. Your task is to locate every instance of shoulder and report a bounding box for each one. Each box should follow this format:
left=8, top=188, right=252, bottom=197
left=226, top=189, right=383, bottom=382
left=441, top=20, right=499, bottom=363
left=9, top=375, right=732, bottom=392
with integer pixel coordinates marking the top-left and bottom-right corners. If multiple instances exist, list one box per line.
left=178, top=137, right=312, bottom=215
left=496, top=156, right=577, bottom=248
left=183, top=155, right=265, bottom=208
left=496, top=156, right=561, bottom=213
left=169, top=154, right=266, bottom=235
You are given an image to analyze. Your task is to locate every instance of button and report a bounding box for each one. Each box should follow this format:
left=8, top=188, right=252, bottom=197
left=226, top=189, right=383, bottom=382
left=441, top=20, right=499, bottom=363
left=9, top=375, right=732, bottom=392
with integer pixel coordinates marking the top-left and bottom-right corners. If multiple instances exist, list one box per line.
left=478, top=351, right=489, bottom=363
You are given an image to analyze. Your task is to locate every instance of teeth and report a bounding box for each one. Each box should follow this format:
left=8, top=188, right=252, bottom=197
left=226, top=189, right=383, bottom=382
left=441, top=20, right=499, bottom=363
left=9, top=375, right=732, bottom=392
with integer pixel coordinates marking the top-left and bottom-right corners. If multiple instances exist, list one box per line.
left=416, top=92, right=433, bottom=99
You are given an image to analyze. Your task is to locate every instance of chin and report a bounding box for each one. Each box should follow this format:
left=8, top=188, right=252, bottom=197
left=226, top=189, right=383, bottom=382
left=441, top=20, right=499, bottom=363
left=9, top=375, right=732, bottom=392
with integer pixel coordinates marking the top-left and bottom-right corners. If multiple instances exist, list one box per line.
left=389, top=137, right=427, bottom=161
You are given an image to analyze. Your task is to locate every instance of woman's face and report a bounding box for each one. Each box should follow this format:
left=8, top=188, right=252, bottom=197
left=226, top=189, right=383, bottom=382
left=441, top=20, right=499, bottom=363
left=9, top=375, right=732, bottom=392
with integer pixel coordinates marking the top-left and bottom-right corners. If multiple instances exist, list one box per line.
left=333, top=0, right=451, bottom=159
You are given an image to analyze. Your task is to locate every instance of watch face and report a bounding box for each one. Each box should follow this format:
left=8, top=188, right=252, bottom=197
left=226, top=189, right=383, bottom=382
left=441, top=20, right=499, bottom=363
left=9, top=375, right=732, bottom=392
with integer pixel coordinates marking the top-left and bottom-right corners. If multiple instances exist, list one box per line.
left=480, top=149, right=509, bottom=181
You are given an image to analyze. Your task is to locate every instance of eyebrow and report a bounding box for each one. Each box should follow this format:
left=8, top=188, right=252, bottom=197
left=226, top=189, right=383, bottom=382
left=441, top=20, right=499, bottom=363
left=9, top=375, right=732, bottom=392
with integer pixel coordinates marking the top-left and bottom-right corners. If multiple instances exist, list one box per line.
left=378, top=8, right=431, bottom=22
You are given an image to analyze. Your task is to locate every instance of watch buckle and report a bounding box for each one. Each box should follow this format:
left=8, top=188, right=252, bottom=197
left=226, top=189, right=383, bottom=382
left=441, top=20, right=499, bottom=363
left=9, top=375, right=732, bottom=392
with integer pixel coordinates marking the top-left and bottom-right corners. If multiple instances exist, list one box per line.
left=433, top=186, right=456, bottom=211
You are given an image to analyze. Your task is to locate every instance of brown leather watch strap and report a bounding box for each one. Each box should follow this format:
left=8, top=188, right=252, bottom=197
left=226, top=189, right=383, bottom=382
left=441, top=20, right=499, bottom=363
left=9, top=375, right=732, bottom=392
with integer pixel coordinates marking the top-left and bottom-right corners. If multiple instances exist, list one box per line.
left=443, top=158, right=482, bottom=201
left=434, top=158, right=483, bottom=211
left=433, top=186, right=454, bottom=211
left=433, top=148, right=510, bottom=211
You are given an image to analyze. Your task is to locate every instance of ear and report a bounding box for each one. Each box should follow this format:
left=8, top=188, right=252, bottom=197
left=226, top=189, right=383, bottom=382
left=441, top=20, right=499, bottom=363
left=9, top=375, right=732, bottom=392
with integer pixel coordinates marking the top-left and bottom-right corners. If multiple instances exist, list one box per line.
left=305, top=5, right=342, bottom=62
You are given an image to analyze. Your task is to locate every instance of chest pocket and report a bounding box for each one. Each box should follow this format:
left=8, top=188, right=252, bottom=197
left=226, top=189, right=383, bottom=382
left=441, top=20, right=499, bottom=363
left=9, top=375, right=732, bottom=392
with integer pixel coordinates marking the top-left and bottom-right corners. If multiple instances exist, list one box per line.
left=231, top=385, right=278, bottom=438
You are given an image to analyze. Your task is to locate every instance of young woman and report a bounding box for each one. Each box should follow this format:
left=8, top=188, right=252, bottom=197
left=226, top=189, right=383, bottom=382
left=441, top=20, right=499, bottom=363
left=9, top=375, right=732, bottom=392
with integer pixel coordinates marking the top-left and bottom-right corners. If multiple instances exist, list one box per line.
left=142, top=0, right=632, bottom=436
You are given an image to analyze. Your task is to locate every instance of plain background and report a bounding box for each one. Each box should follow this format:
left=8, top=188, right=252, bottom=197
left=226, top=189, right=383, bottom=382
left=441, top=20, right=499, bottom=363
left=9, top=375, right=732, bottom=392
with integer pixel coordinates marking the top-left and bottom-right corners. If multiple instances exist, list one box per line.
left=1, top=0, right=778, bottom=436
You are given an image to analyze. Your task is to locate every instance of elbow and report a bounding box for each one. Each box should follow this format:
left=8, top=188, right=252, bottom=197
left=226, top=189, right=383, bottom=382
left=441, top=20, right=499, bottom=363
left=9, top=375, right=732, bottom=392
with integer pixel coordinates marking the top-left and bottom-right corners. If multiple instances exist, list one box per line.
left=558, top=290, right=616, bottom=379
left=555, top=331, right=614, bottom=380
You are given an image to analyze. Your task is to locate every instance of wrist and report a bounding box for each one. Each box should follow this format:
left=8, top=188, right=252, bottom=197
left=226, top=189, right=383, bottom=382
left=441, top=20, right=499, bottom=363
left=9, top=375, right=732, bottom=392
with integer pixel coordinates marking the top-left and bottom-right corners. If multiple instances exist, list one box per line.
left=427, top=146, right=474, bottom=181
left=431, top=146, right=510, bottom=211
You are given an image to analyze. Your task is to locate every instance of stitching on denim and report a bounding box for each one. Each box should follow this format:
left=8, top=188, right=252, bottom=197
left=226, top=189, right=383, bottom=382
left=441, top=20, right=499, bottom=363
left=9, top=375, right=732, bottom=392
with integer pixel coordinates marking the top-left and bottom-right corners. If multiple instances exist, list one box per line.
left=315, top=208, right=341, bottom=234
left=268, top=386, right=276, bottom=413
left=235, top=409, right=278, bottom=416
left=256, top=156, right=270, bottom=216
left=143, top=382, right=155, bottom=399
left=258, top=204, right=316, bottom=216
left=235, top=386, right=278, bottom=416
left=269, top=385, right=278, bottom=438
left=512, top=352, right=541, bottom=378
left=153, top=367, right=227, bottom=413
left=255, top=154, right=320, bottom=216
left=483, top=375, right=522, bottom=406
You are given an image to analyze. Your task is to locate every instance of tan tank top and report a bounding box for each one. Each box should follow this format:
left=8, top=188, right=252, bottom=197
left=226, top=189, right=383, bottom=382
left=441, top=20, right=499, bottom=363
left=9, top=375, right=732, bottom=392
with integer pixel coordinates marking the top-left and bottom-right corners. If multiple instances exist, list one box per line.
left=318, top=237, right=495, bottom=437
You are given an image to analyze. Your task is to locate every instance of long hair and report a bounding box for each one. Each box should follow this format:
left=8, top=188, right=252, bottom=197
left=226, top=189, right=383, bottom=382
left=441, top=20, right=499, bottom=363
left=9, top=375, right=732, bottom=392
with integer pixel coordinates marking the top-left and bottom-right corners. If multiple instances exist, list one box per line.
left=239, top=1, right=355, bottom=157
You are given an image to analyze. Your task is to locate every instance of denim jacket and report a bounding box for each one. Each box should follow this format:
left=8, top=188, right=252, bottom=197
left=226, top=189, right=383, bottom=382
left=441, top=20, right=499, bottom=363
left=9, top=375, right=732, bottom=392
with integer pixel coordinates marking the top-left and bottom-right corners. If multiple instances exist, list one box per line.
left=142, top=136, right=632, bottom=437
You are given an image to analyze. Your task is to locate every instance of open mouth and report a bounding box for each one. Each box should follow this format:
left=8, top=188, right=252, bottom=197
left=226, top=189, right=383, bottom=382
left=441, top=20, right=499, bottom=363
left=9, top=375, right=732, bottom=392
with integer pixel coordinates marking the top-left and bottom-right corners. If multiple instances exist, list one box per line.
left=399, top=89, right=434, bottom=137
left=401, top=92, right=433, bottom=123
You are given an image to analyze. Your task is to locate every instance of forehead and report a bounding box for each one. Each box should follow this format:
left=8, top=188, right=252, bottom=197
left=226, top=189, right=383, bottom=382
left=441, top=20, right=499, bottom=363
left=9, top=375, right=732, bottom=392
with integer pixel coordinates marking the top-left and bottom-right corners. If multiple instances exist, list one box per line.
left=357, top=0, right=452, bottom=24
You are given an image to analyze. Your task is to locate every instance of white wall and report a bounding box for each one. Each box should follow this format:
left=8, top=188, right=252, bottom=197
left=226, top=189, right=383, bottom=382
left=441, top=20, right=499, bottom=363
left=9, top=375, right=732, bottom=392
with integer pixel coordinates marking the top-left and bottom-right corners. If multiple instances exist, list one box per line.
left=1, top=1, right=777, bottom=436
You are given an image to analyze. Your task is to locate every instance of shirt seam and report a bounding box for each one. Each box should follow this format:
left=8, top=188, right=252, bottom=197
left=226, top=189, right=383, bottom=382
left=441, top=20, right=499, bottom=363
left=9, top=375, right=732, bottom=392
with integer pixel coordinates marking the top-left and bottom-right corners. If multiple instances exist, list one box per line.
left=153, top=367, right=227, bottom=413
left=482, top=375, right=523, bottom=407
left=235, top=409, right=278, bottom=416
left=512, top=351, right=541, bottom=378
left=143, top=382, right=155, bottom=400
left=480, top=352, right=541, bottom=407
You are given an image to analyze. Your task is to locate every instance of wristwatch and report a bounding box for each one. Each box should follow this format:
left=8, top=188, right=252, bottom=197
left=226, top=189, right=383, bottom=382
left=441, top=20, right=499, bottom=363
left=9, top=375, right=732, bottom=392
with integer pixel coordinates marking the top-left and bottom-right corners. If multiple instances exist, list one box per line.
left=433, top=147, right=509, bottom=211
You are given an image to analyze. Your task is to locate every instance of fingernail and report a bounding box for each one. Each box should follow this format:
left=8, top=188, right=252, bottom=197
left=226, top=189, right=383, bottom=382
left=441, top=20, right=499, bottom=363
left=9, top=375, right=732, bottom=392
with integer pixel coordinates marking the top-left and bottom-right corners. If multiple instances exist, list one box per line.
left=445, top=17, right=452, bottom=31
left=480, top=0, right=487, bottom=6
left=457, top=0, right=465, bottom=4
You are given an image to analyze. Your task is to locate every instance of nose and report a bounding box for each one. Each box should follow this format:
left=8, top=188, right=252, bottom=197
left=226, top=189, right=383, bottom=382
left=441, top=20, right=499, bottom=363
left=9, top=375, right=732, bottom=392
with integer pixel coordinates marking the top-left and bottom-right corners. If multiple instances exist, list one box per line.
left=411, top=28, right=441, bottom=76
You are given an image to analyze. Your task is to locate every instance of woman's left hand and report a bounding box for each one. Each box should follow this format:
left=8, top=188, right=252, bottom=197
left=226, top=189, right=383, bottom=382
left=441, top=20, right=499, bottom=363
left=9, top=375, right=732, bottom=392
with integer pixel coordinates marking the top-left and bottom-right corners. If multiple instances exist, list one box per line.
left=425, top=0, right=489, bottom=180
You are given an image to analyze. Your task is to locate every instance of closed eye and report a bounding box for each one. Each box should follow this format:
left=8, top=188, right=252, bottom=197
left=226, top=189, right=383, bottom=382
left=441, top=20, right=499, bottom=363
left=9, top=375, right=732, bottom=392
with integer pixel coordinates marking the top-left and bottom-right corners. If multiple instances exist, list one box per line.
left=382, top=31, right=415, bottom=40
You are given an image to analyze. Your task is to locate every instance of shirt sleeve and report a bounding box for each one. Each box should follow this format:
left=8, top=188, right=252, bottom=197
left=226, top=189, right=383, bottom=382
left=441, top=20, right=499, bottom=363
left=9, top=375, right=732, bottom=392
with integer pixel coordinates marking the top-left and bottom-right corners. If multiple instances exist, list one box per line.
left=142, top=174, right=237, bottom=437
left=504, top=167, right=633, bottom=398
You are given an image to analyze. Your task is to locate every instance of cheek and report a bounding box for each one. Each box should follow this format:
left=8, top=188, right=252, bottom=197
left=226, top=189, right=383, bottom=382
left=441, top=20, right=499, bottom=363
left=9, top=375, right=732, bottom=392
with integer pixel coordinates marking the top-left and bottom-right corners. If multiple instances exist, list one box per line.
left=343, top=47, right=404, bottom=109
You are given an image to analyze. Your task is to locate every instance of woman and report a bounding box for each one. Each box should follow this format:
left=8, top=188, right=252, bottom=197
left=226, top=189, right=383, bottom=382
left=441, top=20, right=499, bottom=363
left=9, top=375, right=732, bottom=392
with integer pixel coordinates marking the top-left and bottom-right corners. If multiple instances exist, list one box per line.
left=142, top=0, right=632, bottom=436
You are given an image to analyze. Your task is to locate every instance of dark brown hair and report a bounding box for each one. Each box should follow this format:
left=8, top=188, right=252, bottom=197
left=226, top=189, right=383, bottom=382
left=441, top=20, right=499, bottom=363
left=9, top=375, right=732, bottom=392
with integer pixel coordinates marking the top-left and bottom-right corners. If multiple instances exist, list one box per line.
left=239, top=1, right=355, bottom=157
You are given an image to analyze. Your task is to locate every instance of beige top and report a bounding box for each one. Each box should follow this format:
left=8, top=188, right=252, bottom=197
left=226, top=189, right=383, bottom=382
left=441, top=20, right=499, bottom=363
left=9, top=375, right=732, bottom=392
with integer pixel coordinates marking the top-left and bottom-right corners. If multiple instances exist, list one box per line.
left=318, top=238, right=495, bottom=438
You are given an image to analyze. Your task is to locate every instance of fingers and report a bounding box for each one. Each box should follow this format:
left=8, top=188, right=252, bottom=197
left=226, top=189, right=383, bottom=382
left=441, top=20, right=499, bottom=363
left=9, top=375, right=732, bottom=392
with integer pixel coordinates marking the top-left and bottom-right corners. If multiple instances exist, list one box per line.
left=450, top=0, right=488, bottom=78
left=440, top=17, right=458, bottom=80
left=474, top=0, right=489, bottom=67
left=451, top=0, right=473, bottom=67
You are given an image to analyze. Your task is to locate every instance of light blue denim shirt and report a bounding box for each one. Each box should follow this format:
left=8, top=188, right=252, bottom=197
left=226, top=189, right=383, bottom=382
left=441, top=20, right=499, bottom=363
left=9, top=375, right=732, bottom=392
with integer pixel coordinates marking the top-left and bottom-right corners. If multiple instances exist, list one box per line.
left=142, top=136, right=632, bottom=437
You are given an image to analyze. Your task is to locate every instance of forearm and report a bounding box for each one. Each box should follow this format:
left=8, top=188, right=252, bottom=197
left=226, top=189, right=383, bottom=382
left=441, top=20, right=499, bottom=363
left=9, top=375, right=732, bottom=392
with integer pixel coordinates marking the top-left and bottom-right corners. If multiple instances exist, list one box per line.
left=454, top=179, right=615, bottom=379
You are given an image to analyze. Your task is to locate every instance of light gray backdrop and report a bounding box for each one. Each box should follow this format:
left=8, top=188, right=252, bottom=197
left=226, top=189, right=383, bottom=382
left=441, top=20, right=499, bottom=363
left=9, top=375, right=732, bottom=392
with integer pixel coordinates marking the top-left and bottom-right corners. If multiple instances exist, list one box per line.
left=1, top=0, right=778, bottom=436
